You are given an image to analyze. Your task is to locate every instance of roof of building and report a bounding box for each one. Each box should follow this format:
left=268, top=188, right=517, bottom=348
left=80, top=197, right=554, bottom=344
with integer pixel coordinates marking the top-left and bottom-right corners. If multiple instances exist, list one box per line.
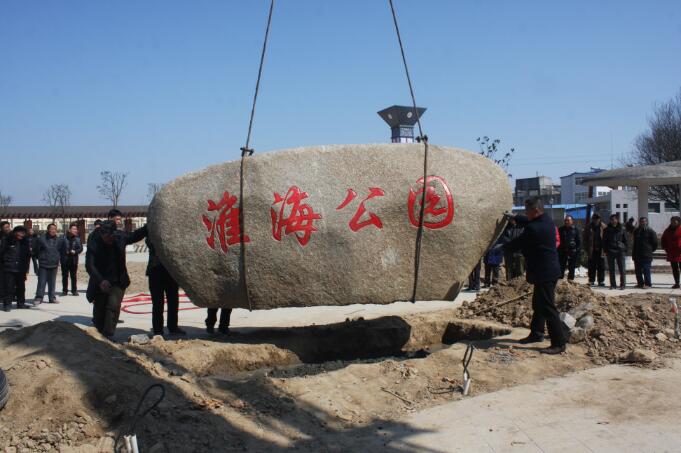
left=560, top=168, right=607, bottom=179
left=581, top=161, right=681, bottom=186
left=0, top=205, right=148, bottom=219
left=377, top=105, right=427, bottom=127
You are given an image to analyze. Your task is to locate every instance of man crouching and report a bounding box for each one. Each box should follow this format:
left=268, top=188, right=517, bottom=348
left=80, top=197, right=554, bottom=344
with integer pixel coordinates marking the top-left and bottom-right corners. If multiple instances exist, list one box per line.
left=86, top=220, right=147, bottom=338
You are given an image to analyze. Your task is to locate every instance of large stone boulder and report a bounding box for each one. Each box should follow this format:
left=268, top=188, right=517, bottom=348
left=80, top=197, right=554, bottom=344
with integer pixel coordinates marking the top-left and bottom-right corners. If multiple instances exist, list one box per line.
left=148, top=144, right=512, bottom=309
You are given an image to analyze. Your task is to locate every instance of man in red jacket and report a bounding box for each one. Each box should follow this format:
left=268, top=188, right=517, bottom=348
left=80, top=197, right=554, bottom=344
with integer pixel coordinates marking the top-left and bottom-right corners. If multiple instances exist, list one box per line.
left=662, top=216, right=681, bottom=289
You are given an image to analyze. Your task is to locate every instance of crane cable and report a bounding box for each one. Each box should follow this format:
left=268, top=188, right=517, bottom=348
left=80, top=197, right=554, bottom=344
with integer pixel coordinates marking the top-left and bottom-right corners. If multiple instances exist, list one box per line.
left=238, top=0, right=275, bottom=311
left=388, top=0, right=429, bottom=303
left=238, top=0, right=428, bottom=307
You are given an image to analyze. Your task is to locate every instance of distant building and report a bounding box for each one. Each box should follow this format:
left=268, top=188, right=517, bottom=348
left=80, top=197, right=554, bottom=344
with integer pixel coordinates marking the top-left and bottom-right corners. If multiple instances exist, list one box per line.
left=588, top=190, right=678, bottom=233
left=377, top=105, right=427, bottom=143
left=513, top=176, right=561, bottom=206
left=560, top=168, right=611, bottom=204
left=0, top=205, right=147, bottom=241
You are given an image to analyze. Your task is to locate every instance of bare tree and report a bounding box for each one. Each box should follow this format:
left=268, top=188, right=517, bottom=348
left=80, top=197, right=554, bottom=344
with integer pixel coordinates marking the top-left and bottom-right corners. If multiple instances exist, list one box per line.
left=98, top=171, right=128, bottom=208
left=43, top=184, right=71, bottom=228
left=629, top=89, right=681, bottom=209
left=147, top=183, right=164, bottom=201
left=477, top=136, right=516, bottom=177
left=0, top=190, right=11, bottom=212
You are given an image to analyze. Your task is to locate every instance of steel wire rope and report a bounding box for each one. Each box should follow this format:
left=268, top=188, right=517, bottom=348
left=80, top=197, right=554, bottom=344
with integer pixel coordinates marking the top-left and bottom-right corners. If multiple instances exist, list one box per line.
left=388, top=0, right=429, bottom=303
left=239, top=0, right=275, bottom=311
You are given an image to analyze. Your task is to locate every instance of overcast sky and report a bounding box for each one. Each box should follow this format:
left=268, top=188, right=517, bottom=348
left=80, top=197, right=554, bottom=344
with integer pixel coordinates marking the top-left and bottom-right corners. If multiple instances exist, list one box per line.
left=2, top=0, right=680, bottom=204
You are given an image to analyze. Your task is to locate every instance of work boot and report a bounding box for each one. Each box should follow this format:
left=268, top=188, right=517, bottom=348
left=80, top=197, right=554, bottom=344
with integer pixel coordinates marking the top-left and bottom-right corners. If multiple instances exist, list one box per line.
left=673, top=284, right=680, bottom=289
left=16, top=303, right=31, bottom=309
left=61, top=291, right=68, bottom=297
left=540, top=345, right=566, bottom=355
left=518, top=334, right=544, bottom=344
left=71, top=291, right=79, bottom=296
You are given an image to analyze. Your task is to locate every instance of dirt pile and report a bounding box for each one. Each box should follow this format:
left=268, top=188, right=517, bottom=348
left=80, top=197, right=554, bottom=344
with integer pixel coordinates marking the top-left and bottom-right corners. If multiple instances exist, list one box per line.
left=458, top=281, right=681, bottom=364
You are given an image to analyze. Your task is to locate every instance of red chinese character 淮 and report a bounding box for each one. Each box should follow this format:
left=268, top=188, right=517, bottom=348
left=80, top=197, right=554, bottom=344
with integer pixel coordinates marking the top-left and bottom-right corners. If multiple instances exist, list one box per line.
left=336, top=188, right=385, bottom=232
left=202, top=191, right=250, bottom=253
left=270, top=186, right=322, bottom=246
left=408, top=175, right=454, bottom=229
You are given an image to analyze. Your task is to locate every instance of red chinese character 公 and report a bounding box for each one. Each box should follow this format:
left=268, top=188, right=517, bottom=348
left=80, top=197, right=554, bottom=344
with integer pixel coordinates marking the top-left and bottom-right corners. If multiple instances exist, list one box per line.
left=201, top=191, right=250, bottom=253
left=270, top=186, right=322, bottom=246
left=408, top=175, right=454, bottom=229
left=336, top=188, right=386, bottom=232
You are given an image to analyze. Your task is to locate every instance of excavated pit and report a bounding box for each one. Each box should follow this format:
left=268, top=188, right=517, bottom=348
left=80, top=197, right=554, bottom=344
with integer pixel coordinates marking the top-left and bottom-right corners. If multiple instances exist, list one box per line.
left=131, top=310, right=512, bottom=378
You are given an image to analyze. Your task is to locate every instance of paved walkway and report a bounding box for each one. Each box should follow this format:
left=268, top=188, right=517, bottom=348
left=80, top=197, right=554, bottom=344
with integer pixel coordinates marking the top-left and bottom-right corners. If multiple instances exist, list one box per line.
left=332, top=359, right=681, bottom=453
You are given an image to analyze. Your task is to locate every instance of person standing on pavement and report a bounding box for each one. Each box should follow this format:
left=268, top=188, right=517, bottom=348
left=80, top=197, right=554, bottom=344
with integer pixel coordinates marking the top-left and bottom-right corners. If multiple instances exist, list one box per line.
left=33, top=223, right=62, bottom=305
left=27, top=228, right=39, bottom=275
left=206, top=308, right=232, bottom=334
left=502, top=217, right=525, bottom=280
left=85, top=220, right=147, bottom=339
left=632, top=217, right=657, bottom=289
left=0, top=226, right=31, bottom=311
left=584, top=213, right=606, bottom=287
left=558, top=215, right=581, bottom=281
left=60, top=223, right=83, bottom=296
left=500, top=197, right=567, bottom=354
left=0, top=221, right=10, bottom=307
left=603, top=214, right=628, bottom=290
left=146, top=235, right=185, bottom=336
left=661, top=216, right=681, bottom=289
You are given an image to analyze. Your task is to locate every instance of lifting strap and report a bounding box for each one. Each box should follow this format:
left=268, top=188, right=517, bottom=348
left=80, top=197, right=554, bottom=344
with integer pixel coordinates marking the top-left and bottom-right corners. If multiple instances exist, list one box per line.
left=388, top=0, right=429, bottom=303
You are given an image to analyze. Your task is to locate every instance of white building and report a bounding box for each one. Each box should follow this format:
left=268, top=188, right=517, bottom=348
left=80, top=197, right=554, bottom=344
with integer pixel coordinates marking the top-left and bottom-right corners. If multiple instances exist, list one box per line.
left=560, top=169, right=611, bottom=204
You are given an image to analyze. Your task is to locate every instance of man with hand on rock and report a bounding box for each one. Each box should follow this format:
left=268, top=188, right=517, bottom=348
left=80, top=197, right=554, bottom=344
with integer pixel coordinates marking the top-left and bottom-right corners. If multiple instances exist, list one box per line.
left=86, top=220, right=147, bottom=338
left=498, top=197, right=567, bottom=354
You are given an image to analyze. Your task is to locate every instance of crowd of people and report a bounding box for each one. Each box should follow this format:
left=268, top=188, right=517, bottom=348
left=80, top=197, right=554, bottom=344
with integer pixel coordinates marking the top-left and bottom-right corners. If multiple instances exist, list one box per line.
left=0, top=210, right=233, bottom=339
left=468, top=210, right=681, bottom=292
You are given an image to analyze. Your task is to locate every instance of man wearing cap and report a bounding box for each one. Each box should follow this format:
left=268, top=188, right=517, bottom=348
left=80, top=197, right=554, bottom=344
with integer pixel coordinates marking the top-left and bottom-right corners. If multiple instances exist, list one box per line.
left=86, top=220, right=147, bottom=338
left=0, top=226, right=31, bottom=311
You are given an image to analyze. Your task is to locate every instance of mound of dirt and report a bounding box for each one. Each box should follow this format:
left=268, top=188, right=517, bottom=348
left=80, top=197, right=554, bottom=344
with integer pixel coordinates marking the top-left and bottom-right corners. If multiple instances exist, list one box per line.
left=458, top=281, right=681, bottom=364
left=0, top=321, right=246, bottom=452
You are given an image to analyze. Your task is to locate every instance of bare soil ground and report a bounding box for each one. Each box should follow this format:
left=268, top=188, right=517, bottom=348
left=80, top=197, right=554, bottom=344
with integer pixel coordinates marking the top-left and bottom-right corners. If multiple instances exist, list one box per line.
left=1, top=282, right=679, bottom=452
left=75, top=262, right=149, bottom=295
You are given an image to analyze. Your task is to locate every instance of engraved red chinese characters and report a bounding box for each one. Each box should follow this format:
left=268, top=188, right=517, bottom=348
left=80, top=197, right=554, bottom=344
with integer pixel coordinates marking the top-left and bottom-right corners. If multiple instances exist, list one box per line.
left=408, top=176, right=454, bottom=229
left=202, top=191, right=250, bottom=253
left=336, top=188, right=385, bottom=232
left=270, top=186, right=322, bottom=246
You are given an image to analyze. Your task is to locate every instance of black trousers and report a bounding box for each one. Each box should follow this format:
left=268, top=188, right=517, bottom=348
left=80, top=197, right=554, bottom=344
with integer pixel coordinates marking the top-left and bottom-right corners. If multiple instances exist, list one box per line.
left=148, top=266, right=180, bottom=334
left=61, top=258, right=78, bottom=293
left=606, top=252, right=626, bottom=287
left=93, top=285, right=124, bottom=338
left=3, top=272, right=25, bottom=306
left=468, top=262, right=481, bottom=290
left=484, top=264, right=500, bottom=286
left=206, top=308, right=232, bottom=330
left=559, top=250, right=578, bottom=280
left=672, top=262, right=680, bottom=285
left=587, top=251, right=605, bottom=284
left=530, top=280, right=566, bottom=347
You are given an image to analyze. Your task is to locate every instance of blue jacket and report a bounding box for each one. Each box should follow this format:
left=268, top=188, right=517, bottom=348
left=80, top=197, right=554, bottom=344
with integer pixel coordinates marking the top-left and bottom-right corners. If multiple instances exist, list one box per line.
left=484, top=244, right=504, bottom=265
left=503, top=213, right=561, bottom=283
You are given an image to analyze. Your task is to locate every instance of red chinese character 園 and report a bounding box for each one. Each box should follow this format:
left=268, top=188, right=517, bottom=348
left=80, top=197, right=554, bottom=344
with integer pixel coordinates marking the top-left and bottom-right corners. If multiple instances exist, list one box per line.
left=201, top=191, right=250, bottom=253
left=408, top=175, right=454, bottom=229
left=270, top=186, right=322, bottom=246
left=336, top=188, right=385, bottom=232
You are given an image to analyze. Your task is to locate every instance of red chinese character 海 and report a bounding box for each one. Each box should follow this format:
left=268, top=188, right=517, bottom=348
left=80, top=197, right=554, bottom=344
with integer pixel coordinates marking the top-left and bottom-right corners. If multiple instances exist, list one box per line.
left=336, top=188, right=385, bottom=232
left=408, top=176, right=454, bottom=229
left=270, top=186, right=322, bottom=246
left=201, top=191, right=250, bottom=253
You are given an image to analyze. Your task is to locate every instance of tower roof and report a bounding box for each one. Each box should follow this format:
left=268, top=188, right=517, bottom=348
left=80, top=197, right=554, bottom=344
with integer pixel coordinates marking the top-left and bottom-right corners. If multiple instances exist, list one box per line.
left=377, top=105, right=427, bottom=127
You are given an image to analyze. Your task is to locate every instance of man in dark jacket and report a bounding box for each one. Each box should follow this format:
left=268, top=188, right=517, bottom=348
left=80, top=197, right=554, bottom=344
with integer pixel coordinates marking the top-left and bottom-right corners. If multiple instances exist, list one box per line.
left=632, top=217, right=657, bottom=288
left=502, top=218, right=525, bottom=280
left=558, top=215, right=581, bottom=281
left=603, top=214, right=628, bottom=290
left=584, top=214, right=606, bottom=287
left=146, top=236, right=185, bottom=336
left=33, top=223, right=62, bottom=305
left=0, top=221, right=10, bottom=305
left=59, top=223, right=83, bottom=296
left=86, top=221, right=147, bottom=338
left=501, top=197, right=566, bottom=354
left=0, top=226, right=31, bottom=311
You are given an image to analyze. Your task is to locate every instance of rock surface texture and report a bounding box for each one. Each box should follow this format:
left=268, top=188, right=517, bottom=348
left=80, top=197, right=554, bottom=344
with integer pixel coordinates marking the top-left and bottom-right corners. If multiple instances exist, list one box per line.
left=148, top=144, right=512, bottom=309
